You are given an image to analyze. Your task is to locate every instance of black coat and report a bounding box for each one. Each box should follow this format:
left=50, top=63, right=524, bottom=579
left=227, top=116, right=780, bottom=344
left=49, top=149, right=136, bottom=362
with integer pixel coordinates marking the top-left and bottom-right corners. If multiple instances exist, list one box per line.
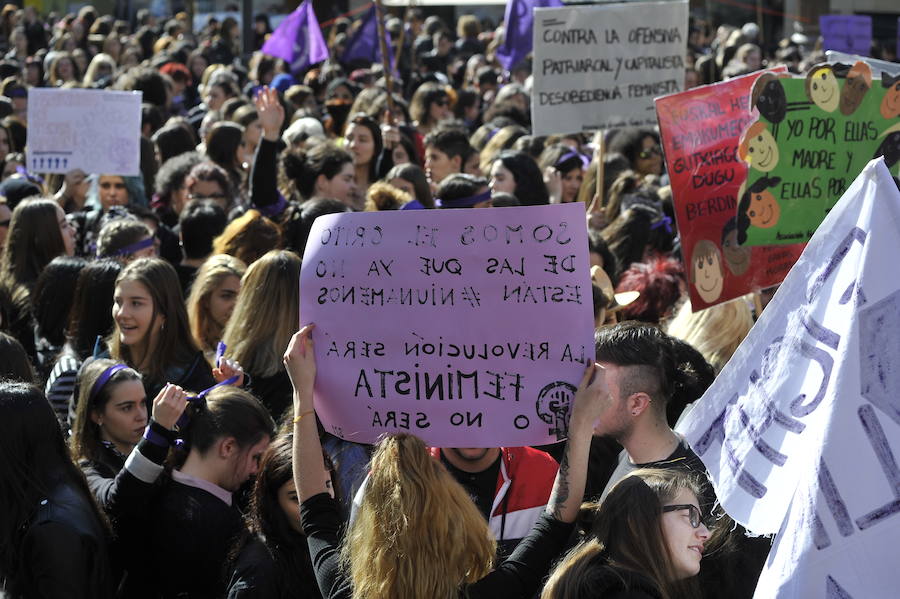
left=17, top=479, right=114, bottom=599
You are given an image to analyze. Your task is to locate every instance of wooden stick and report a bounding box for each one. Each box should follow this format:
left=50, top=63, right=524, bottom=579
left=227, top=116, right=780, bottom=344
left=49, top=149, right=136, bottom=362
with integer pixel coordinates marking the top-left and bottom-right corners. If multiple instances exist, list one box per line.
left=373, top=0, right=396, bottom=122
left=588, top=130, right=605, bottom=214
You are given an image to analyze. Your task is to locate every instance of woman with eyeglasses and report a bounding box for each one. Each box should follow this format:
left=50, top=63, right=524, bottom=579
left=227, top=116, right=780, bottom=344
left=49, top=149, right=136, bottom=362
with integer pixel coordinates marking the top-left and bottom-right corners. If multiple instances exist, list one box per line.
left=542, top=468, right=710, bottom=599
left=185, top=161, right=236, bottom=214
left=608, top=128, right=664, bottom=178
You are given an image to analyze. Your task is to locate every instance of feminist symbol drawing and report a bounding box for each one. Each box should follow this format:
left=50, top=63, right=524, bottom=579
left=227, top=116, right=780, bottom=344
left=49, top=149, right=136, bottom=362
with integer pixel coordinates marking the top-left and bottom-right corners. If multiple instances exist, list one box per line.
left=536, top=381, right=576, bottom=440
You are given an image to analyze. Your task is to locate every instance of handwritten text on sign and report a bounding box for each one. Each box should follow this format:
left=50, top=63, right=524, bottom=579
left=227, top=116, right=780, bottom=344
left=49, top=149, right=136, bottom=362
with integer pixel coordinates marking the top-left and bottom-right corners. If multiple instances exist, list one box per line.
left=530, top=0, right=688, bottom=136
left=300, top=204, right=595, bottom=446
left=27, top=88, right=142, bottom=176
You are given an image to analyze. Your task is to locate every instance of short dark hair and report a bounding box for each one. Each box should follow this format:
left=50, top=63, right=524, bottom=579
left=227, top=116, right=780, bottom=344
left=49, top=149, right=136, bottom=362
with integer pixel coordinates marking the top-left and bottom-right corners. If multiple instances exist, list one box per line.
left=435, top=173, right=487, bottom=208
left=96, top=218, right=152, bottom=259
left=424, top=126, right=471, bottom=161
left=180, top=199, right=227, bottom=260
left=594, top=322, right=678, bottom=408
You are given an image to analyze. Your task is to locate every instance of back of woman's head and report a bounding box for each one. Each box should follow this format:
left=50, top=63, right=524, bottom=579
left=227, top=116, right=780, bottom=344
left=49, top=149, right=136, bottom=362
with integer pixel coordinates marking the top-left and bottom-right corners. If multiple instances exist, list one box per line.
left=1, top=198, right=66, bottom=289
left=496, top=149, right=548, bottom=206
left=180, top=384, right=275, bottom=459
left=67, top=259, right=122, bottom=359
left=32, top=256, right=87, bottom=346
left=109, top=257, right=197, bottom=380
left=205, top=121, right=244, bottom=171
left=345, top=433, right=495, bottom=599
left=541, top=539, right=611, bottom=599
left=186, top=254, right=246, bottom=352
left=96, top=217, right=153, bottom=259
left=211, top=209, right=281, bottom=266
left=616, top=255, right=685, bottom=324
left=70, top=358, right=142, bottom=462
left=282, top=198, right=351, bottom=256
left=0, top=332, right=34, bottom=382
left=153, top=123, right=197, bottom=164
left=223, top=250, right=300, bottom=378
left=601, top=205, right=662, bottom=276
left=665, top=297, right=753, bottom=374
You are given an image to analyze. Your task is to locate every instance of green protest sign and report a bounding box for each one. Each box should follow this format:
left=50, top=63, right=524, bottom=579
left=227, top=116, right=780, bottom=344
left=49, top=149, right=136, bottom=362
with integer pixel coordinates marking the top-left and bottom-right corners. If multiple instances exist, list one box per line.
left=737, top=61, right=900, bottom=246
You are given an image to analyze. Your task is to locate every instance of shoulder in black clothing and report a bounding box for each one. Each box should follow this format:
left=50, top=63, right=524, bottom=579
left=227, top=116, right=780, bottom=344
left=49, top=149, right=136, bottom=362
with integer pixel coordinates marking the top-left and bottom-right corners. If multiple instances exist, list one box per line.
left=246, top=369, right=293, bottom=423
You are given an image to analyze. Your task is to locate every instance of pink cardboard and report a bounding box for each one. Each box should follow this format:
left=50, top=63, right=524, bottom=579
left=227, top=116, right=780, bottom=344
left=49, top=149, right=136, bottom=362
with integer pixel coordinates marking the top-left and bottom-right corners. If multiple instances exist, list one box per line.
left=300, top=204, right=595, bottom=446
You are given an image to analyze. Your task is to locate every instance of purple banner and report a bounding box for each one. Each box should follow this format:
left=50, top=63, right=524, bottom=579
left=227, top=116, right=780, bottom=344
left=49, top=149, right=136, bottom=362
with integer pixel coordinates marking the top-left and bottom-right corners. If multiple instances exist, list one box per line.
left=300, top=204, right=594, bottom=446
left=820, top=15, right=872, bottom=57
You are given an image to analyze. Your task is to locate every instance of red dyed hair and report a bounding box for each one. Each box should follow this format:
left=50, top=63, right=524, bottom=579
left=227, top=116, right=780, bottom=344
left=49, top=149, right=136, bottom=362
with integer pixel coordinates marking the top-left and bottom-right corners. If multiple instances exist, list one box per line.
left=615, top=254, right=685, bottom=324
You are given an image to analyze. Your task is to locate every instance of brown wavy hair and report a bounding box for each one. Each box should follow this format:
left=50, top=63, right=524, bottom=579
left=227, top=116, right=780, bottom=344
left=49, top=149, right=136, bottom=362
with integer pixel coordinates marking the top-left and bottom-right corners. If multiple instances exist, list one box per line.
left=341, top=433, right=496, bottom=599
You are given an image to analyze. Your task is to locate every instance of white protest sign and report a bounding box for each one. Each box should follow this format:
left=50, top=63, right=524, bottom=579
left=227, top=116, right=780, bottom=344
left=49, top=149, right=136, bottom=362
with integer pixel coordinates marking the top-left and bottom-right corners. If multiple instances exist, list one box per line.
left=27, top=88, right=142, bottom=175
left=530, top=0, right=687, bottom=137
left=300, top=204, right=595, bottom=447
left=677, top=157, right=900, bottom=597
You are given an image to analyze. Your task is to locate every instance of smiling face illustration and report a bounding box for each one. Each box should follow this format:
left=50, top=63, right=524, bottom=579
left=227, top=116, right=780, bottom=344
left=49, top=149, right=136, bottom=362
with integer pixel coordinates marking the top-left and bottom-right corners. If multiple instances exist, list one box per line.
left=722, top=226, right=751, bottom=276
left=739, top=123, right=780, bottom=172
left=806, top=67, right=840, bottom=112
left=691, top=240, right=724, bottom=304
left=840, top=62, right=872, bottom=116
left=746, top=189, right=781, bottom=228
left=881, top=79, right=900, bottom=119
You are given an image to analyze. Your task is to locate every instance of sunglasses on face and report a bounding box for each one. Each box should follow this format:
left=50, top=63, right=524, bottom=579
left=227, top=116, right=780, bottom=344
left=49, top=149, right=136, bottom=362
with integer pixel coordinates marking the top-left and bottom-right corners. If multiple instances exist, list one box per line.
left=638, top=146, right=662, bottom=160
left=662, top=503, right=705, bottom=528
left=0, top=219, right=9, bottom=227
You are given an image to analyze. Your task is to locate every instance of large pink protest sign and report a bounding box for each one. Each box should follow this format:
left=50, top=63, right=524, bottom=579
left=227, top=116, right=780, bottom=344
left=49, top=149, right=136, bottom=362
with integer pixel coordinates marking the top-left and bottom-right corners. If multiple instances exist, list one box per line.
left=300, top=204, right=595, bottom=446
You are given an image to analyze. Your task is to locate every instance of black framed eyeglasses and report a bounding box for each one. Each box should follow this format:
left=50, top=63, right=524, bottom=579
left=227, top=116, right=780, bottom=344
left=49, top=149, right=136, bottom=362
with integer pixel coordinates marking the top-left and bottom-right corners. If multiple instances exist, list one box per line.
left=662, top=504, right=704, bottom=528
left=0, top=218, right=9, bottom=227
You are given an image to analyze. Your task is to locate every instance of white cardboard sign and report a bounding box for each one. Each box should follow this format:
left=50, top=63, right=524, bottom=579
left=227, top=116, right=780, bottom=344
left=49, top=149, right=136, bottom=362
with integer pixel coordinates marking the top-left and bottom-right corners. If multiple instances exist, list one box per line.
left=27, top=88, right=142, bottom=176
left=530, top=0, right=688, bottom=136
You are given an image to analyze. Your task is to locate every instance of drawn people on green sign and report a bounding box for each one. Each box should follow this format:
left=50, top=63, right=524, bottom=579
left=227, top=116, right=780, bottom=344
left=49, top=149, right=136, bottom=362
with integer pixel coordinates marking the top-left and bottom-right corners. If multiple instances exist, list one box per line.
left=689, top=239, right=724, bottom=303
left=874, top=122, right=900, bottom=169
left=721, top=216, right=751, bottom=277
left=738, top=122, right=780, bottom=172
left=805, top=65, right=840, bottom=113
left=736, top=176, right=782, bottom=244
left=839, top=61, right=873, bottom=116
left=880, top=73, right=900, bottom=119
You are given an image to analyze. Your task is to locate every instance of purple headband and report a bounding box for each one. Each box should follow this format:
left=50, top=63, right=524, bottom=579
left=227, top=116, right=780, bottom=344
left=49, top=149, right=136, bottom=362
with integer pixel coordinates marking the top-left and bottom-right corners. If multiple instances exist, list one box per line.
left=651, top=215, right=674, bottom=234
left=88, top=363, right=130, bottom=404
left=435, top=189, right=492, bottom=209
left=101, top=236, right=154, bottom=258
left=174, top=375, right=241, bottom=431
left=557, top=150, right=590, bottom=170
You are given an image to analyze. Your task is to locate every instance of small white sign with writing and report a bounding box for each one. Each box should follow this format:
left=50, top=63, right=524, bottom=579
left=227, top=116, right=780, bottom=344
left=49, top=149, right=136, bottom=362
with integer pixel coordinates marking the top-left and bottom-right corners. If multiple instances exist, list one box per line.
left=531, top=0, right=688, bottom=136
left=27, top=88, right=142, bottom=175
left=678, top=157, right=900, bottom=597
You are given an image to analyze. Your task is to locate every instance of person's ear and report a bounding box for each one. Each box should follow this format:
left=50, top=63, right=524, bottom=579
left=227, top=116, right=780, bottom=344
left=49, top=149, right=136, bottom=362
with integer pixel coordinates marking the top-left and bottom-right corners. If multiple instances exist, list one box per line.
left=628, top=392, right=652, bottom=416
left=218, top=436, right=237, bottom=460
left=450, top=154, right=462, bottom=172
left=90, top=410, right=103, bottom=426
left=315, top=173, right=329, bottom=195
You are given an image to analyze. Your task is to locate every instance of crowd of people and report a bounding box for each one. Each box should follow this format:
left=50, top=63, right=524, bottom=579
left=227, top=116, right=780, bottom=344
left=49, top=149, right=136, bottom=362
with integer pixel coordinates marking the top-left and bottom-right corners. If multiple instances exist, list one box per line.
left=0, top=2, right=868, bottom=598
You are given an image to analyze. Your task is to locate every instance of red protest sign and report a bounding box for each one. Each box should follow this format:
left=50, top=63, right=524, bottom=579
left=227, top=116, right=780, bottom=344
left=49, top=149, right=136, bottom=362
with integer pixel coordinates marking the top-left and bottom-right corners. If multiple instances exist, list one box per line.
left=655, top=69, right=805, bottom=311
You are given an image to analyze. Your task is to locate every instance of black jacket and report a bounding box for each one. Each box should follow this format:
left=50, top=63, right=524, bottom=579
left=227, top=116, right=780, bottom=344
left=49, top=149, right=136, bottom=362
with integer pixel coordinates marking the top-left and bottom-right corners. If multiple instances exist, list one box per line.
left=17, top=479, right=114, bottom=599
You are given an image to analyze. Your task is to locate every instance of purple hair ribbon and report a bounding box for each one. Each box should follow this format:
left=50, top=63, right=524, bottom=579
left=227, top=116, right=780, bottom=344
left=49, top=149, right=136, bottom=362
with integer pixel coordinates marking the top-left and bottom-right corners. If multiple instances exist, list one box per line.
left=651, top=215, right=674, bottom=234
left=215, top=342, right=226, bottom=368
left=100, top=236, right=155, bottom=258
left=557, top=151, right=590, bottom=170
left=88, top=363, right=130, bottom=404
left=435, top=189, right=492, bottom=209
left=174, top=375, right=241, bottom=430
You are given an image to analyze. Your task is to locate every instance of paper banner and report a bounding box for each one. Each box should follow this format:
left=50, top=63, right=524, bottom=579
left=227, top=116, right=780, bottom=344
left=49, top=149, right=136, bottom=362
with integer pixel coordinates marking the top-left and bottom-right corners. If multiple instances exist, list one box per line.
left=656, top=69, right=805, bottom=311
left=530, top=0, right=688, bottom=136
left=300, top=204, right=595, bottom=446
left=27, top=88, right=141, bottom=175
left=678, top=157, right=900, bottom=597
left=737, top=61, right=900, bottom=246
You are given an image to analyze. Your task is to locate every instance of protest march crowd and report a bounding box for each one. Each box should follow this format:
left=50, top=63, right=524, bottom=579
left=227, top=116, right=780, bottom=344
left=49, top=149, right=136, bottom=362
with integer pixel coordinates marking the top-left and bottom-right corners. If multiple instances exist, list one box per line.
left=0, top=0, right=889, bottom=597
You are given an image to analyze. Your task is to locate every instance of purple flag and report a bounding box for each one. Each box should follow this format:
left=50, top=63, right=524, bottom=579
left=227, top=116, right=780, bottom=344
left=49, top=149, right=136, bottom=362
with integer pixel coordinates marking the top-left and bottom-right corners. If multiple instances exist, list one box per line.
left=496, top=0, right=563, bottom=72
left=262, top=0, right=328, bottom=75
left=819, top=14, right=872, bottom=56
left=342, top=4, right=394, bottom=69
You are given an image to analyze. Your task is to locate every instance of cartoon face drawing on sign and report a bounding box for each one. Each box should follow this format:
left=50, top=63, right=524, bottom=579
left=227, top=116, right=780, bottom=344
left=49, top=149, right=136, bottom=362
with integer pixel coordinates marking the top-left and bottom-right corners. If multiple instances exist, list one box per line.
left=879, top=73, right=900, bottom=119
left=752, top=73, right=788, bottom=123
left=804, top=65, right=840, bottom=113
left=689, top=239, right=724, bottom=304
left=736, top=176, right=782, bottom=244
left=839, top=61, right=872, bottom=116
left=738, top=122, right=780, bottom=172
left=536, top=381, right=576, bottom=441
left=721, top=216, right=752, bottom=277
left=874, top=123, right=900, bottom=169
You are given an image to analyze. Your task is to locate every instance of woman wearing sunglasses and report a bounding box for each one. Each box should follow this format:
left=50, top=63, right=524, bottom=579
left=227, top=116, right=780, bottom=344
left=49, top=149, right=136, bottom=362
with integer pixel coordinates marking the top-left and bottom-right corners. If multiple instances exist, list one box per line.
left=608, top=128, right=664, bottom=178
left=542, top=468, right=710, bottom=599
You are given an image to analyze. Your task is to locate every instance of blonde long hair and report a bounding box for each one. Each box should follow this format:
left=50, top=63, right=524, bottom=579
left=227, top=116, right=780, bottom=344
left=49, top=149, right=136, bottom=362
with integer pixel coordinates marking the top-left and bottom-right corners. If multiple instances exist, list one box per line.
left=186, top=254, right=246, bottom=355
left=664, top=297, right=753, bottom=373
left=342, top=434, right=496, bottom=599
left=221, top=250, right=299, bottom=377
